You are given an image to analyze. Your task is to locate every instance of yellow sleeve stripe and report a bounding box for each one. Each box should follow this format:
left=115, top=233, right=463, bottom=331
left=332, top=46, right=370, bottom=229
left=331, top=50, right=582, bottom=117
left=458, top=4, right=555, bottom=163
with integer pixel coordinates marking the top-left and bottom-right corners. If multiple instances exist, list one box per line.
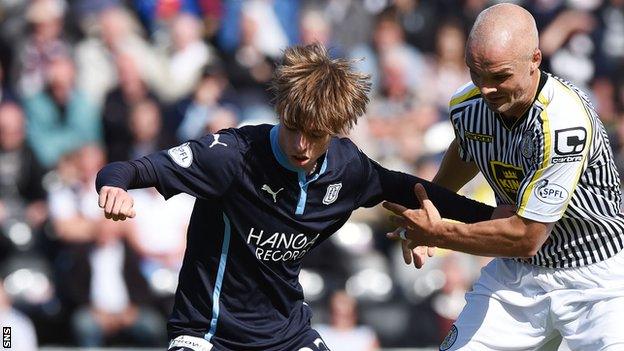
left=518, top=94, right=551, bottom=215
left=552, top=79, right=593, bottom=191
left=449, top=86, right=480, bottom=109
left=565, top=87, right=593, bottom=193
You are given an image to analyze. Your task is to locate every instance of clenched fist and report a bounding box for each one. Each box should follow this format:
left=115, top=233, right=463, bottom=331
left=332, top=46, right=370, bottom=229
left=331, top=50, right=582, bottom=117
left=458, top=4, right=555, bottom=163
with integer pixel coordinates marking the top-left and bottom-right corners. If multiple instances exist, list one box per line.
left=98, top=186, right=136, bottom=221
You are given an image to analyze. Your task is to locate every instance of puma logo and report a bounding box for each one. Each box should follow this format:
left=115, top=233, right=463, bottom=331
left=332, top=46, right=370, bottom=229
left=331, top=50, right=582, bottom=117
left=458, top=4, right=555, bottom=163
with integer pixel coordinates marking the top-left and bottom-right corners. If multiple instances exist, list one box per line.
left=261, top=184, right=284, bottom=203
left=209, top=134, right=227, bottom=148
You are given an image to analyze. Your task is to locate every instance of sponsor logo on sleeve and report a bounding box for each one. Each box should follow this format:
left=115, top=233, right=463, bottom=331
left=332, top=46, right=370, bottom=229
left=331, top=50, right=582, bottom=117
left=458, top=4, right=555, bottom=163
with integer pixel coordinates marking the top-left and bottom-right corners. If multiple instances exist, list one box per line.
left=209, top=134, right=228, bottom=148
left=552, top=127, right=586, bottom=163
left=554, top=127, right=586, bottom=155
left=534, top=180, right=569, bottom=205
left=168, top=142, right=193, bottom=168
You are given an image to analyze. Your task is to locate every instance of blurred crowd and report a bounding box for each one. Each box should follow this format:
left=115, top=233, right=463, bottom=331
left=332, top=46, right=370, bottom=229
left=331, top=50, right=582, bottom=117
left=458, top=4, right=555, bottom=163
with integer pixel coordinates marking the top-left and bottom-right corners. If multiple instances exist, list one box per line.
left=1, top=0, right=624, bottom=348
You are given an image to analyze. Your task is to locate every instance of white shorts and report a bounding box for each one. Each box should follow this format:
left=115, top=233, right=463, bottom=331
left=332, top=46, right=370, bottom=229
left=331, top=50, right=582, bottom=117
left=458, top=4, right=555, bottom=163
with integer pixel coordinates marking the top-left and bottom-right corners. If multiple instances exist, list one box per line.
left=441, top=250, right=624, bottom=351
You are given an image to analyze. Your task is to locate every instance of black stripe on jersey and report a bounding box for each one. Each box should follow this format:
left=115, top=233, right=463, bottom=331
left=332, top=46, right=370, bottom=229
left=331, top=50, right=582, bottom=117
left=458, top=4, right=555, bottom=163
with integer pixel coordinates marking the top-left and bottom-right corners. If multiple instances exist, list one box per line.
left=451, top=73, right=624, bottom=267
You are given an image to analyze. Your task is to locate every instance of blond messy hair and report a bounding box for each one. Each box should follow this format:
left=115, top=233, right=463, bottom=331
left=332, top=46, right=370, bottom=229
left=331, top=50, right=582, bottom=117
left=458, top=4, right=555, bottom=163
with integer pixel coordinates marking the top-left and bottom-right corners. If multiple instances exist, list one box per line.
left=271, top=43, right=371, bottom=135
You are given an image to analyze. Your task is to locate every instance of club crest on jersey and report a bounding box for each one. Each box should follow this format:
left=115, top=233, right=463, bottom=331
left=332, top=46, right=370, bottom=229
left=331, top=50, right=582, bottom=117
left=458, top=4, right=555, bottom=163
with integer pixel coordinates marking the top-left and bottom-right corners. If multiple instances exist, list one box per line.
left=168, top=142, right=193, bottom=168
left=440, top=325, right=458, bottom=350
left=322, top=183, right=342, bottom=205
left=521, top=130, right=535, bottom=159
left=490, top=161, right=525, bottom=202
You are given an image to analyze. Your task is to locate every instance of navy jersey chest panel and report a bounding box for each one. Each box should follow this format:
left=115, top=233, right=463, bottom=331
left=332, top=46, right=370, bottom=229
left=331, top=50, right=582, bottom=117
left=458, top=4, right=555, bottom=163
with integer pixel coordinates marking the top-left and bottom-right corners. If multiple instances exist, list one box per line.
left=163, top=125, right=370, bottom=350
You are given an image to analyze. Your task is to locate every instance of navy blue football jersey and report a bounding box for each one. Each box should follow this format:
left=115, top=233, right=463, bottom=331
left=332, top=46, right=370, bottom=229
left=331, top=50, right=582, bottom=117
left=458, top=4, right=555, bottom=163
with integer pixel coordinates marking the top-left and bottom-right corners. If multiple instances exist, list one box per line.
left=97, top=124, right=492, bottom=351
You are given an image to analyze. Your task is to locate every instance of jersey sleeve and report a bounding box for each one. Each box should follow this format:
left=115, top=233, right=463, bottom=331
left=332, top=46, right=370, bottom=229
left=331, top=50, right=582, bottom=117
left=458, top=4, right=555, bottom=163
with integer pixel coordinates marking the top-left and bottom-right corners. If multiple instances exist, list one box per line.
left=450, top=117, right=473, bottom=162
left=143, top=132, right=243, bottom=199
left=516, top=98, right=593, bottom=222
left=354, top=148, right=494, bottom=223
left=448, top=82, right=479, bottom=163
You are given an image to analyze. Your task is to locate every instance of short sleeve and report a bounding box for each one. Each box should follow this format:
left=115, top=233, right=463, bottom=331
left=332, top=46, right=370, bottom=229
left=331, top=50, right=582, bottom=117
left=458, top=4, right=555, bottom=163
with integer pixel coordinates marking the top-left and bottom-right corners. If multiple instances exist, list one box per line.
left=517, top=108, right=592, bottom=222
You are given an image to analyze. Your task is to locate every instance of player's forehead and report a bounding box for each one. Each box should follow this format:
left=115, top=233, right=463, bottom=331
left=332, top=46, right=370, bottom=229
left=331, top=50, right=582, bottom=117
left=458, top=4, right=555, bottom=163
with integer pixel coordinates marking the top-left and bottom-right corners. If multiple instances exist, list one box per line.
left=466, top=46, right=518, bottom=74
left=281, top=117, right=333, bottom=137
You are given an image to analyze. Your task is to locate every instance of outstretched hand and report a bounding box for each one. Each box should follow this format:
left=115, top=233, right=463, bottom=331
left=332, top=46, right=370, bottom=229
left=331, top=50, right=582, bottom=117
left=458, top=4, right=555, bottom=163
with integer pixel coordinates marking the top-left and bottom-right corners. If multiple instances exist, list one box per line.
left=98, top=186, right=136, bottom=221
left=383, top=183, right=441, bottom=268
left=387, top=227, right=436, bottom=268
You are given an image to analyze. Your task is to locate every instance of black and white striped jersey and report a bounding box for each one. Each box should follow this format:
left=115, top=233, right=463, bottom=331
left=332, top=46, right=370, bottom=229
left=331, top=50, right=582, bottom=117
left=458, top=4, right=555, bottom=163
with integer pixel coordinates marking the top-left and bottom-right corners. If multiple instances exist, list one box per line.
left=449, top=71, right=624, bottom=268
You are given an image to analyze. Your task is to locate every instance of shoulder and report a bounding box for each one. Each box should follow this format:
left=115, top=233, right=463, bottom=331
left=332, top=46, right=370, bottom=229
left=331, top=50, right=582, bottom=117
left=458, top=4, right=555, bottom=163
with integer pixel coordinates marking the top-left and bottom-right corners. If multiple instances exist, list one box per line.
left=196, top=124, right=272, bottom=151
left=449, top=81, right=481, bottom=112
left=538, top=74, right=594, bottom=130
left=331, top=136, right=365, bottom=166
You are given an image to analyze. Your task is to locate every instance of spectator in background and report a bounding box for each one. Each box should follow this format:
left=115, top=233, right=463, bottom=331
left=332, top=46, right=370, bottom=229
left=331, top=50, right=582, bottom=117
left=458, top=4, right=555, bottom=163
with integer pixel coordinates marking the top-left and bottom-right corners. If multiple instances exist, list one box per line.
left=0, top=103, right=47, bottom=254
left=366, top=46, right=436, bottom=169
left=170, top=62, right=238, bottom=142
left=74, top=5, right=164, bottom=106
left=315, top=290, right=380, bottom=351
left=68, top=218, right=166, bottom=347
left=0, top=280, right=38, bottom=351
left=132, top=0, right=203, bottom=40
left=14, top=0, right=71, bottom=97
left=299, top=7, right=342, bottom=57
left=23, top=56, right=101, bottom=169
left=391, top=0, right=439, bottom=53
left=128, top=99, right=173, bottom=160
left=217, top=0, right=295, bottom=56
left=127, top=187, right=194, bottom=313
left=46, top=144, right=160, bottom=347
left=102, top=53, right=159, bottom=162
left=350, top=8, right=426, bottom=97
left=539, top=6, right=597, bottom=90
left=422, top=21, right=471, bottom=112
left=158, top=13, right=215, bottom=102
left=0, top=65, right=17, bottom=104
left=48, top=144, right=105, bottom=245
left=222, top=1, right=278, bottom=119
left=322, top=0, right=374, bottom=53
left=428, top=253, right=473, bottom=343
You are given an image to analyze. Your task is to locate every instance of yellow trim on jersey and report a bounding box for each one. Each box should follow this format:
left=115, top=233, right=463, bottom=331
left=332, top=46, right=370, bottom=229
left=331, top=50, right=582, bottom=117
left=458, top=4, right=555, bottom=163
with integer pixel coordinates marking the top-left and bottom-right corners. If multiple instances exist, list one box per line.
left=518, top=93, right=551, bottom=215
left=554, top=80, right=594, bottom=193
left=449, top=86, right=480, bottom=109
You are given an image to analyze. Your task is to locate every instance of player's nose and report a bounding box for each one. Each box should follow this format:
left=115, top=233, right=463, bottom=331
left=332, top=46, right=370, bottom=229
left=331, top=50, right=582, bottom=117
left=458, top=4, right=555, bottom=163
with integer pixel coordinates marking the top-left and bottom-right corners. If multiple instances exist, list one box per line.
left=294, top=132, right=309, bottom=151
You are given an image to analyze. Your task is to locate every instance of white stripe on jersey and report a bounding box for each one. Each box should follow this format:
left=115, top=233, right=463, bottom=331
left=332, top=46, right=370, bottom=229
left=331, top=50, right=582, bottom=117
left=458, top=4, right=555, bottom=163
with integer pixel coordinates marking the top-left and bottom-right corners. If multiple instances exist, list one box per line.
left=449, top=72, right=624, bottom=268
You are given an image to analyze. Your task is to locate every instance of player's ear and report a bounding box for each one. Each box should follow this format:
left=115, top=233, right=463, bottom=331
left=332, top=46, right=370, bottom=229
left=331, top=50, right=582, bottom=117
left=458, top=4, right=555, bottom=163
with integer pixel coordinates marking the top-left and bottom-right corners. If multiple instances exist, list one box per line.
left=530, top=48, right=542, bottom=72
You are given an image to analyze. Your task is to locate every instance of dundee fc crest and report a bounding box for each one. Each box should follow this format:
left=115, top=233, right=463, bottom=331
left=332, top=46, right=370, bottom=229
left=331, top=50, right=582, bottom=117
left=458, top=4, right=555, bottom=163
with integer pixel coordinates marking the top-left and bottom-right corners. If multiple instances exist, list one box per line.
left=322, top=183, right=342, bottom=205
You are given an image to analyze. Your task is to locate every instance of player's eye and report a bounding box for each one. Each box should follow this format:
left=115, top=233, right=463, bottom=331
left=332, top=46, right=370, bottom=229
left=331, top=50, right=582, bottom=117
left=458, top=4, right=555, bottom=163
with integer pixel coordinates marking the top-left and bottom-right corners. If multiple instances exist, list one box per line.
left=493, top=74, right=511, bottom=82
